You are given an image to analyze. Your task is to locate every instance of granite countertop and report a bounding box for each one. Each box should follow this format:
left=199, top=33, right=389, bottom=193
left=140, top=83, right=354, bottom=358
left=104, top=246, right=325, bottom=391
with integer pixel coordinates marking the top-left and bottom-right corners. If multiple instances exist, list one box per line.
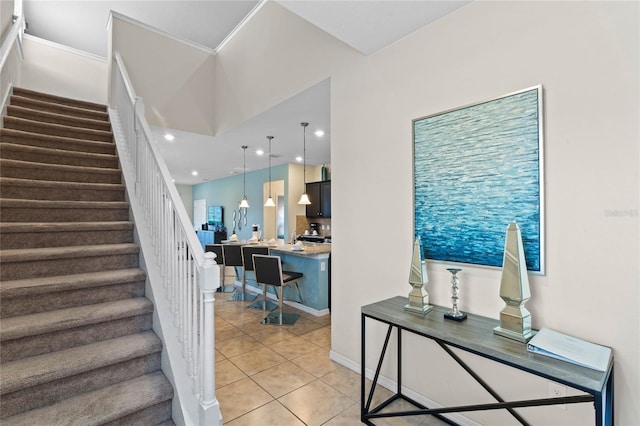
left=270, top=243, right=331, bottom=257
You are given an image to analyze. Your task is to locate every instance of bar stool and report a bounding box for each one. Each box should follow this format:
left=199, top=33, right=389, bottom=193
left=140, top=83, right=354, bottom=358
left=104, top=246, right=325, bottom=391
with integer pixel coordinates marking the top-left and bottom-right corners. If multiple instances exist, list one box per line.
left=244, top=246, right=278, bottom=311
left=223, top=244, right=257, bottom=301
left=204, top=244, right=231, bottom=292
left=252, top=254, right=304, bottom=326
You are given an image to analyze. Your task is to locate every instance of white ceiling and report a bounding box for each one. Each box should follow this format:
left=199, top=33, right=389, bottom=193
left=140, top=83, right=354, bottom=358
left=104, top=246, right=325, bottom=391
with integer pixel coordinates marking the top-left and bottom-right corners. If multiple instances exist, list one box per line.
left=21, top=0, right=470, bottom=185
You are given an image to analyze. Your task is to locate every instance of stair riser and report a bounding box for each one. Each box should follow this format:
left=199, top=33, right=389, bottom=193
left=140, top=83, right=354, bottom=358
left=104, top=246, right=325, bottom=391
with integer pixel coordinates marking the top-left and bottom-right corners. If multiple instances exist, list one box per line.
left=0, top=163, right=122, bottom=184
left=12, top=88, right=107, bottom=112
left=0, top=130, right=116, bottom=155
left=10, top=97, right=109, bottom=122
left=7, top=107, right=112, bottom=132
left=0, top=353, right=161, bottom=419
left=0, top=147, right=118, bottom=169
left=0, top=253, right=139, bottom=281
left=1, top=314, right=152, bottom=362
left=0, top=206, right=129, bottom=223
left=102, top=401, right=173, bottom=426
left=0, top=281, right=144, bottom=318
left=0, top=185, right=125, bottom=203
left=3, top=117, right=113, bottom=143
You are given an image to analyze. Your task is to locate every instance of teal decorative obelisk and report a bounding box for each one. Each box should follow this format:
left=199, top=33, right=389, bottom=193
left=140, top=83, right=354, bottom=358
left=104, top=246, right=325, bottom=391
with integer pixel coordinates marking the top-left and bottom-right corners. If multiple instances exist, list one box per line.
left=493, top=222, right=536, bottom=342
left=404, top=237, right=433, bottom=315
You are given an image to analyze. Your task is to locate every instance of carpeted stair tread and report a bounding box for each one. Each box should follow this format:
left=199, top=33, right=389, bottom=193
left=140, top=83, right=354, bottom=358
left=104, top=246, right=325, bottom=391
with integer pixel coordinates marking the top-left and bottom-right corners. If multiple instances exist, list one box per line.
left=0, top=198, right=129, bottom=210
left=2, top=372, right=172, bottom=426
left=7, top=105, right=112, bottom=132
left=11, top=87, right=108, bottom=112
left=3, top=116, right=113, bottom=142
left=0, top=298, right=153, bottom=341
left=0, top=243, right=139, bottom=263
left=0, top=128, right=116, bottom=154
left=0, top=177, right=126, bottom=197
left=0, top=158, right=122, bottom=183
left=0, top=221, right=133, bottom=235
left=0, top=331, right=162, bottom=395
left=0, top=268, right=145, bottom=298
left=9, top=96, right=110, bottom=122
left=0, top=142, right=119, bottom=168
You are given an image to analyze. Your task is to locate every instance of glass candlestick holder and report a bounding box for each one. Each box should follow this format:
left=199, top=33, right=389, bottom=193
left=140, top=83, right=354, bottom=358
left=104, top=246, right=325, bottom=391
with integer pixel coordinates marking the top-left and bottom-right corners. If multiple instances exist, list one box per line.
left=444, top=267, right=467, bottom=322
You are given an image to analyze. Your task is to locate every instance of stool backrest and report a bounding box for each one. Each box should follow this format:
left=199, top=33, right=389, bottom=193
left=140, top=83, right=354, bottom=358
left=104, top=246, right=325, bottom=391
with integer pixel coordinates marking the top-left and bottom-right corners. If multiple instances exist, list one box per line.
left=222, top=244, right=243, bottom=267
left=205, top=244, right=224, bottom=265
left=252, top=255, right=283, bottom=287
left=242, top=246, right=270, bottom=271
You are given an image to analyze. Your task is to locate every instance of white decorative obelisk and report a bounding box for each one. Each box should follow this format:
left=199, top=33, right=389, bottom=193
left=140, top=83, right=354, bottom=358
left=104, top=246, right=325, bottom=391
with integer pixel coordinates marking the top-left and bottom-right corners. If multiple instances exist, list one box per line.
left=493, top=222, right=536, bottom=342
left=404, top=237, right=433, bottom=315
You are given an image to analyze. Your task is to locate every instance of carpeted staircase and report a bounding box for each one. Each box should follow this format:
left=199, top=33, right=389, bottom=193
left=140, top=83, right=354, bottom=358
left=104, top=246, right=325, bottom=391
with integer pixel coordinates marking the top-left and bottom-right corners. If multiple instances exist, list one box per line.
left=0, top=88, right=174, bottom=425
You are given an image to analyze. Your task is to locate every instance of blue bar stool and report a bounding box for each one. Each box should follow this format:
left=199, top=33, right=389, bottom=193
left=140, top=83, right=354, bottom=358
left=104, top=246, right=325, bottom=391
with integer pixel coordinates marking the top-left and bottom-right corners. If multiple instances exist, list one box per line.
left=252, top=254, right=304, bottom=326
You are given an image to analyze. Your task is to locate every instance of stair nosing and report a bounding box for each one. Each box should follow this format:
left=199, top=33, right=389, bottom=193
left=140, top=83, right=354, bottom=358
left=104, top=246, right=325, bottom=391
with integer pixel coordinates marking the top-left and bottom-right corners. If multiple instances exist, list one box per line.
left=7, top=105, right=112, bottom=130
left=0, top=268, right=146, bottom=298
left=11, top=88, right=108, bottom=112
left=0, top=177, right=125, bottom=192
left=0, top=142, right=118, bottom=162
left=0, top=221, right=133, bottom=234
left=1, top=372, right=172, bottom=426
left=0, top=128, right=115, bottom=150
left=0, top=298, right=153, bottom=340
left=0, top=199, right=128, bottom=209
left=0, top=331, right=161, bottom=395
left=9, top=96, right=110, bottom=121
left=0, top=158, right=122, bottom=175
left=3, top=116, right=113, bottom=139
left=0, top=243, right=139, bottom=263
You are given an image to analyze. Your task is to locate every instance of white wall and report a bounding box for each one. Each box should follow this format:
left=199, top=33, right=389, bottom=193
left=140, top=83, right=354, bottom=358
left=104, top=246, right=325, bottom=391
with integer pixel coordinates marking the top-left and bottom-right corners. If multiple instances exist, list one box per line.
left=331, top=1, right=638, bottom=424
left=1, top=0, right=15, bottom=41
left=175, top=184, right=193, bottom=225
left=109, top=14, right=216, bottom=136
left=19, top=35, right=107, bottom=104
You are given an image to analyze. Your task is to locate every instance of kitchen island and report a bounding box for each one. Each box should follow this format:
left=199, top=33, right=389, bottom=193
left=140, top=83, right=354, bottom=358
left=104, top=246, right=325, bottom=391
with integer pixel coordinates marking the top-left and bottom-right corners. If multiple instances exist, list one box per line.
left=244, top=243, right=331, bottom=316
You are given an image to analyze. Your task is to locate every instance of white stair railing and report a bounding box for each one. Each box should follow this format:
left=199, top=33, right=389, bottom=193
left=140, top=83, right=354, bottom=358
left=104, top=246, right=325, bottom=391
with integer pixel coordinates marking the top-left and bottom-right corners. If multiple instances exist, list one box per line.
left=109, top=51, right=221, bottom=426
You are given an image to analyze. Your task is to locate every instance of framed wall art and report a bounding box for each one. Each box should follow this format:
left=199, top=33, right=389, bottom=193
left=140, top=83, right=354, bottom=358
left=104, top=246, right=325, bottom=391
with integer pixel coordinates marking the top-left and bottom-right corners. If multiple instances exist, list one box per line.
left=413, top=86, right=544, bottom=273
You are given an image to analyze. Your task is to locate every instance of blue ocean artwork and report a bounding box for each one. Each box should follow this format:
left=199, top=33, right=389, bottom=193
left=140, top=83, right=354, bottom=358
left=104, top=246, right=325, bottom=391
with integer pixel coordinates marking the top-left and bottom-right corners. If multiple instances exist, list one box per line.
left=413, top=87, right=543, bottom=272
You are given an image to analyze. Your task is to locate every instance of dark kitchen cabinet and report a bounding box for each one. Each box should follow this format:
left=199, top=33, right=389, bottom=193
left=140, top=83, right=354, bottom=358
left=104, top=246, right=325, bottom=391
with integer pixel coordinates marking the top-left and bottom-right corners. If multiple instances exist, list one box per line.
left=305, top=181, right=331, bottom=218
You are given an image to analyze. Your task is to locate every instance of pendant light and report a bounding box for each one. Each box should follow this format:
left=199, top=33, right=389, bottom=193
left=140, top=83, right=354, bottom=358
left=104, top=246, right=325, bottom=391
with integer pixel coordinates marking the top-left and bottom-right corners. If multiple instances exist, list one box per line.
left=298, top=122, right=311, bottom=205
left=264, top=136, right=275, bottom=207
left=239, top=145, right=250, bottom=209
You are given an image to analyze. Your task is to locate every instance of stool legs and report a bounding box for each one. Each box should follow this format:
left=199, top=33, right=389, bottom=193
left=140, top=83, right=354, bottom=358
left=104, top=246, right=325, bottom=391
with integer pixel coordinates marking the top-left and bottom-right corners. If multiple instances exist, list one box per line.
left=261, top=283, right=300, bottom=326
left=229, top=268, right=258, bottom=301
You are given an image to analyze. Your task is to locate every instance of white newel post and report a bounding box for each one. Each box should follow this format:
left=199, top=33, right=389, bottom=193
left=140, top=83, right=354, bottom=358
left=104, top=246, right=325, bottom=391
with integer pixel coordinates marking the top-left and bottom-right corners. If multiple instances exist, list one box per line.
left=199, top=251, right=222, bottom=425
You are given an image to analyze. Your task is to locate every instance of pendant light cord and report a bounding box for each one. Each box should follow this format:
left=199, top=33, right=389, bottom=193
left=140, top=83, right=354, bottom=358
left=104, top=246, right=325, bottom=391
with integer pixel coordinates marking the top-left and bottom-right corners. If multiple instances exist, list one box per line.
left=242, top=145, right=248, bottom=199
left=301, top=122, right=308, bottom=185
left=268, top=136, right=273, bottom=197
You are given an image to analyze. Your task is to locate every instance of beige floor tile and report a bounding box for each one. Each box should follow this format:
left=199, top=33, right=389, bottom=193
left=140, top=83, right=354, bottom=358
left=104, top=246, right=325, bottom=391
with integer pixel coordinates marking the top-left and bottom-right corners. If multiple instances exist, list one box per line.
left=229, top=347, right=287, bottom=376
left=299, top=326, right=331, bottom=348
left=251, top=362, right=316, bottom=398
left=235, top=317, right=272, bottom=334
left=376, top=398, right=451, bottom=426
left=320, top=365, right=362, bottom=402
left=268, top=335, right=322, bottom=359
left=216, top=349, right=226, bottom=363
left=249, top=326, right=298, bottom=345
left=217, top=334, right=262, bottom=358
left=278, top=380, right=354, bottom=426
left=290, top=347, right=340, bottom=378
left=305, top=313, right=331, bottom=326
left=217, top=377, right=274, bottom=422
left=321, top=402, right=361, bottom=426
left=288, top=316, right=326, bottom=336
left=225, top=400, right=305, bottom=426
left=216, top=359, right=247, bottom=388
left=216, top=324, right=245, bottom=342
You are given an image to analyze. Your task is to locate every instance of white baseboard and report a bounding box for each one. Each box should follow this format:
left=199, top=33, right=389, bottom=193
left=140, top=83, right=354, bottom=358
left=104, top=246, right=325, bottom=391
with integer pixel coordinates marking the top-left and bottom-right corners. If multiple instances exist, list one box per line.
left=242, top=283, right=330, bottom=317
left=328, top=350, right=480, bottom=426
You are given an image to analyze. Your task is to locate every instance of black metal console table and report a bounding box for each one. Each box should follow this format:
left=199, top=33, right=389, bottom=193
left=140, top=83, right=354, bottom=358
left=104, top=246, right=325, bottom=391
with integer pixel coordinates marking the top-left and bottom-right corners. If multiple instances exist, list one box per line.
left=361, top=296, right=613, bottom=426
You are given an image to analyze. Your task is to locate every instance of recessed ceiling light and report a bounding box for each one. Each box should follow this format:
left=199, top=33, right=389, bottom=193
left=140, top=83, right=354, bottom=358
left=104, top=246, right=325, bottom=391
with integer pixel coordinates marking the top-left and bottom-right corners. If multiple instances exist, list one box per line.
left=164, top=133, right=175, bottom=141
left=192, top=171, right=198, bottom=176
left=256, top=149, right=264, bottom=156
left=315, top=130, right=325, bottom=137
left=295, top=156, right=303, bottom=162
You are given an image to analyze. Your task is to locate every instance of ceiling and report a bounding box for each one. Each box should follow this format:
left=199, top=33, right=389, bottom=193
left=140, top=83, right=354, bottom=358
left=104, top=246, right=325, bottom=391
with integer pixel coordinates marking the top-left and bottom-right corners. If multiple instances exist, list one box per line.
left=21, top=0, right=470, bottom=185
